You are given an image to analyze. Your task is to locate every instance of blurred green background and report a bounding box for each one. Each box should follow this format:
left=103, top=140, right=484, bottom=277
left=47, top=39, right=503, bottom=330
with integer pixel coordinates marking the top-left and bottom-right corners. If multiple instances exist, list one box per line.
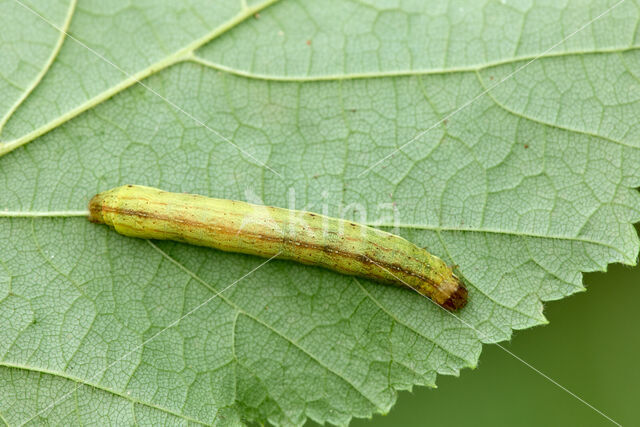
left=351, top=229, right=640, bottom=427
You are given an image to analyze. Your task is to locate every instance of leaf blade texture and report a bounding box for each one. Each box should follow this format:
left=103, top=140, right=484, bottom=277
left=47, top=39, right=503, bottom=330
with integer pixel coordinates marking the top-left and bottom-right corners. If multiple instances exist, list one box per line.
left=0, top=0, right=639, bottom=425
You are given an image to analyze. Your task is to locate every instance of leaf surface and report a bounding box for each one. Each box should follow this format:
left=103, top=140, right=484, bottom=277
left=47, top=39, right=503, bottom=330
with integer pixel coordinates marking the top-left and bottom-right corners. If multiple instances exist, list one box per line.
left=1, top=0, right=639, bottom=425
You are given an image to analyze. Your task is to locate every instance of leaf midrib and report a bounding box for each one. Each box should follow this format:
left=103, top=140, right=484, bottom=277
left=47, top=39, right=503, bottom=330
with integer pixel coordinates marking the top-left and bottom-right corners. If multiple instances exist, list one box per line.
left=0, top=211, right=630, bottom=262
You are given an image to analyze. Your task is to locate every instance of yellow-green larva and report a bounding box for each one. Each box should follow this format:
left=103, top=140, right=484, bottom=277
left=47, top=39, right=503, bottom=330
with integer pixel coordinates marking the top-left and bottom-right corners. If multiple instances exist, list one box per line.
left=88, top=185, right=468, bottom=310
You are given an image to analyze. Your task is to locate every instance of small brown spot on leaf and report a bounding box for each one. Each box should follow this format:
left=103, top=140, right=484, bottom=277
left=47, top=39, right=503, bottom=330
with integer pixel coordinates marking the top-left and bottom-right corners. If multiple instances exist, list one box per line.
left=306, top=40, right=312, bottom=46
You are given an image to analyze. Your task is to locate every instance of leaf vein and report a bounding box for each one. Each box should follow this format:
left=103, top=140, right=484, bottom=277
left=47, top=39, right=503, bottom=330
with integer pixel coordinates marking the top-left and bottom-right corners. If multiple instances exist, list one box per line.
left=187, top=45, right=640, bottom=82
left=147, top=241, right=386, bottom=412
left=0, top=363, right=209, bottom=425
left=0, top=0, right=281, bottom=157
left=474, top=69, right=638, bottom=151
left=0, top=0, right=77, bottom=136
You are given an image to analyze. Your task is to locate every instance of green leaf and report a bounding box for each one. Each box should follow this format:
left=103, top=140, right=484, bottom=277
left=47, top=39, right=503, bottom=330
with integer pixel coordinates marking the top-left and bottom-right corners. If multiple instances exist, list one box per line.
left=1, top=0, right=639, bottom=425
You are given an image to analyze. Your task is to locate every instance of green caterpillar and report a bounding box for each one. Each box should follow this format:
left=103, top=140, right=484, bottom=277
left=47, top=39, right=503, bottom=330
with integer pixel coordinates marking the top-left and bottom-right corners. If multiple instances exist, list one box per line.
left=89, top=185, right=468, bottom=310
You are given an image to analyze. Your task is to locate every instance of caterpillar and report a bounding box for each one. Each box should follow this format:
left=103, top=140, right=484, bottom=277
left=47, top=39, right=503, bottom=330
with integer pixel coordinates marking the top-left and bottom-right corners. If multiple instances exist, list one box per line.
left=88, top=185, right=468, bottom=310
